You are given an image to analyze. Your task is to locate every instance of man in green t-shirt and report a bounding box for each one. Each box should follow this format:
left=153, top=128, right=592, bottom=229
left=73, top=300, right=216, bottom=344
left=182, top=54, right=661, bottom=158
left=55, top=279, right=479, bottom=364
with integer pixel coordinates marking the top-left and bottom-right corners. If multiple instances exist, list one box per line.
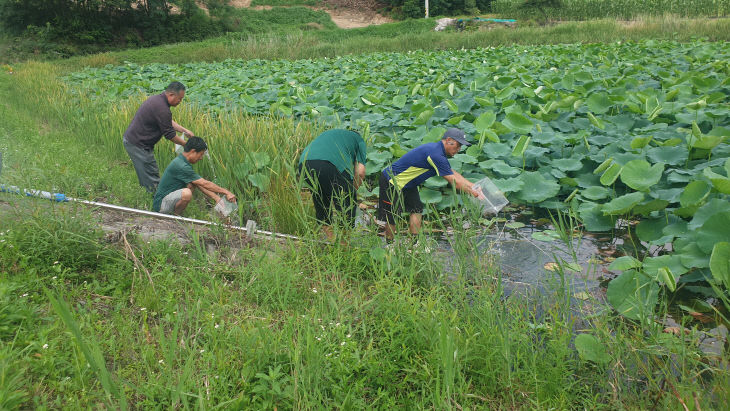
left=298, top=129, right=367, bottom=241
left=153, top=136, right=236, bottom=216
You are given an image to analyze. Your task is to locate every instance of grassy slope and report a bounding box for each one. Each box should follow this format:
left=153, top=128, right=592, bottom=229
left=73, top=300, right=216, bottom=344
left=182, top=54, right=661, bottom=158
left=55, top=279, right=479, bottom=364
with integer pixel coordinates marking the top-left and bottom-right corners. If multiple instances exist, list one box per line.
left=1, top=16, right=729, bottom=409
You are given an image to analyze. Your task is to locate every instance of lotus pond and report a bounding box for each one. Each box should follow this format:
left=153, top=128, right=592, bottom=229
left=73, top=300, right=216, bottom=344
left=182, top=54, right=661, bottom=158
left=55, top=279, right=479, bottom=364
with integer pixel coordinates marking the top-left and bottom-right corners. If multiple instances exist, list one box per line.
left=65, top=39, right=730, bottom=320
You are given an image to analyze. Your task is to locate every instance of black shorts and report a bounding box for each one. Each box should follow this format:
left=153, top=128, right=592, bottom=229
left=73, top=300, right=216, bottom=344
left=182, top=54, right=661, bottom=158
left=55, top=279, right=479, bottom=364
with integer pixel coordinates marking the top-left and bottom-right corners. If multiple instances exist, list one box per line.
left=378, top=172, right=423, bottom=225
left=299, top=160, right=356, bottom=226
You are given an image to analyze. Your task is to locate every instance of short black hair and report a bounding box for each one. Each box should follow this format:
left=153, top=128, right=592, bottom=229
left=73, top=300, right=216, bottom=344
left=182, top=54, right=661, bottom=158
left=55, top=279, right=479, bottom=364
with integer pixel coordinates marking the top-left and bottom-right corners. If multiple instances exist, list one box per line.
left=184, top=136, right=207, bottom=153
left=166, top=81, right=186, bottom=94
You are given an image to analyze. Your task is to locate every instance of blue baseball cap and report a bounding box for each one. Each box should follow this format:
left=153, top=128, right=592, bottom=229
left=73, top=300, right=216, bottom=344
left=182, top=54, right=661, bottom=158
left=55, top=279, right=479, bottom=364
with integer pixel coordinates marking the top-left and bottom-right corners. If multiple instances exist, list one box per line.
left=443, top=128, right=471, bottom=146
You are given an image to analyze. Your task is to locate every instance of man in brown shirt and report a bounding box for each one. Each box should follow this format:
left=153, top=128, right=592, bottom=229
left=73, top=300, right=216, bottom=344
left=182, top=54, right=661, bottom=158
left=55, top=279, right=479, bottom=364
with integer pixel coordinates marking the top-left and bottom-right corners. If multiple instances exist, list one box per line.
left=123, top=81, right=195, bottom=193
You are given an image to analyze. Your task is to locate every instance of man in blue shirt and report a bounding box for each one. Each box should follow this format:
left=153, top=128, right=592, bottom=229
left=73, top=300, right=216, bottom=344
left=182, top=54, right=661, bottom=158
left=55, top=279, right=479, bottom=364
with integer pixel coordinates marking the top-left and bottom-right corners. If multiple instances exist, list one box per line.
left=379, top=128, right=482, bottom=241
left=153, top=136, right=235, bottom=216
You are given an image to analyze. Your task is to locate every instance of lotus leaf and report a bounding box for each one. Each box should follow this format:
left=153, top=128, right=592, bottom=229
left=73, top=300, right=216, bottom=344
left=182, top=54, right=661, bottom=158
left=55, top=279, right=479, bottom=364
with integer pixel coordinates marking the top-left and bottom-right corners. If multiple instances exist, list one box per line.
left=646, top=146, right=689, bottom=166
left=493, top=177, right=524, bottom=193
left=650, top=188, right=683, bottom=203
left=503, top=112, right=534, bottom=134
left=606, top=270, right=659, bottom=321
left=248, top=173, right=270, bottom=191
left=710, top=242, right=730, bottom=288
left=620, top=160, right=664, bottom=192
left=702, top=168, right=730, bottom=195
left=642, top=255, right=688, bottom=278
left=662, top=220, right=688, bottom=238
left=482, top=143, right=512, bottom=159
left=599, top=163, right=623, bottom=186
left=633, top=199, right=669, bottom=216
left=454, top=153, right=478, bottom=164
left=636, top=217, right=676, bottom=245
left=593, top=157, right=613, bottom=174
left=586, top=92, right=612, bottom=114
left=473, top=111, right=496, bottom=133
left=630, top=136, right=653, bottom=150
left=602, top=192, right=645, bottom=215
left=581, top=186, right=610, bottom=201
left=552, top=158, right=583, bottom=172
left=249, top=152, right=271, bottom=169
left=676, top=241, right=710, bottom=269
left=392, top=95, right=407, bottom=108
left=368, top=150, right=393, bottom=166
left=689, top=199, right=730, bottom=230
left=479, top=159, right=519, bottom=176
left=608, top=256, right=642, bottom=271
left=574, top=334, right=610, bottom=365
left=532, top=230, right=560, bottom=242
left=578, top=202, right=614, bottom=232
left=697, top=212, right=730, bottom=253
left=679, top=180, right=711, bottom=208
left=511, top=135, right=530, bottom=157
left=517, top=172, right=560, bottom=203
left=438, top=192, right=459, bottom=208
left=678, top=268, right=712, bottom=284
left=419, top=188, right=442, bottom=204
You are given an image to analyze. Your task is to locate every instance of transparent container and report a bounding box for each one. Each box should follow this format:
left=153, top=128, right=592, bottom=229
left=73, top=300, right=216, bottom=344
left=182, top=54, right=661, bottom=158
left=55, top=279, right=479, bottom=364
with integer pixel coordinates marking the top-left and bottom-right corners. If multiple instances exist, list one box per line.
left=470, top=176, right=508, bottom=215
left=214, top=197, right=238, bottom=218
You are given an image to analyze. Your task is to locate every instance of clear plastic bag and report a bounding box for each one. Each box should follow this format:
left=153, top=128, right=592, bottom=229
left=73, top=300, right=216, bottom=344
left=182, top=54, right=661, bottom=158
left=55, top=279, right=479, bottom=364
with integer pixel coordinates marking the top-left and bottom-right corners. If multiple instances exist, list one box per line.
left=214, top=197, right=238, bottom=218
left=470, top=176, right=508, bottom=214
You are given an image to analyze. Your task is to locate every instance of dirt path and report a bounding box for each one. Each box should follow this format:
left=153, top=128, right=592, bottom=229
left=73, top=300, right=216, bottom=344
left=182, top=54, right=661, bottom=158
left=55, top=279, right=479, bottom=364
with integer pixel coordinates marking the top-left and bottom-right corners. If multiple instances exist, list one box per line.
left=228, top=0, right=393, bottom=29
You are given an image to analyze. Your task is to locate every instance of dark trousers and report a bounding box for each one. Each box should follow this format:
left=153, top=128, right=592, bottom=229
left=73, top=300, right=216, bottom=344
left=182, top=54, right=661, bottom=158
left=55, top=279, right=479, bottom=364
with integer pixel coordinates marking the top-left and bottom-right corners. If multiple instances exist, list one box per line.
left=299, top=160, right=356, bottom=226
left=123, top=139, right=159, bottom=193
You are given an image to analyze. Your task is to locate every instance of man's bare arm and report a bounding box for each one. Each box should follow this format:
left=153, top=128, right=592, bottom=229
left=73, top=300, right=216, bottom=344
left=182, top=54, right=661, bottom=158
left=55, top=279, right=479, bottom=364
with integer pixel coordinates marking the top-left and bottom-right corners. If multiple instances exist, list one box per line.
left=443, top=172, right=479, bottom=197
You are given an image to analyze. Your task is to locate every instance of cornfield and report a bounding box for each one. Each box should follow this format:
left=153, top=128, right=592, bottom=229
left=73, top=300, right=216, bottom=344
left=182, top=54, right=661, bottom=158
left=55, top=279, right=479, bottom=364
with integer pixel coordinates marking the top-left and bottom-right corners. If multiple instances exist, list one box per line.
left=492, top=0, right=730, bottom=20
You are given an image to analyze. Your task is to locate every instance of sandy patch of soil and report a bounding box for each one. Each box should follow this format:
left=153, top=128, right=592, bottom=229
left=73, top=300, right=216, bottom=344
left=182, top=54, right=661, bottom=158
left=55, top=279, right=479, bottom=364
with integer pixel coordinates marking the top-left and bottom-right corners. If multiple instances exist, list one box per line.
left=322, top=6, right=392, bottom=29
left=237, top=0, right=392, bottom=29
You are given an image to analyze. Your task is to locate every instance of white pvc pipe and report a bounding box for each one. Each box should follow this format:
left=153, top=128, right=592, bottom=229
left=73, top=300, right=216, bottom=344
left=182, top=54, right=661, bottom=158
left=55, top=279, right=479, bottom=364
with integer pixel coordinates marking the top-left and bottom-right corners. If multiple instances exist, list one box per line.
left=0, top=184, right=306, bottom=242
left=69, top=198, right=304, bottom=242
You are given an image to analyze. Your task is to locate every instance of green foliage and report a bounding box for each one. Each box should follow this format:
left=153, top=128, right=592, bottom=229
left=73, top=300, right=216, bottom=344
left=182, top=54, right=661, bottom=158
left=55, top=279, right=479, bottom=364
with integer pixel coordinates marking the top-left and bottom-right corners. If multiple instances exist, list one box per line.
left=0, top=206, right=121, bottom=274
left=0, top=0, right=224, bottom=50
left=493, top=0, right=730, bottom=20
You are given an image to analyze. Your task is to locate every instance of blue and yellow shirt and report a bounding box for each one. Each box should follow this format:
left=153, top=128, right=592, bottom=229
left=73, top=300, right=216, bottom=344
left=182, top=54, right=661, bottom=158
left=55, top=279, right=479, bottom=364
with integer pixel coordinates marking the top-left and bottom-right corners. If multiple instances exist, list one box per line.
left=382, top=142, right=453, bottom=190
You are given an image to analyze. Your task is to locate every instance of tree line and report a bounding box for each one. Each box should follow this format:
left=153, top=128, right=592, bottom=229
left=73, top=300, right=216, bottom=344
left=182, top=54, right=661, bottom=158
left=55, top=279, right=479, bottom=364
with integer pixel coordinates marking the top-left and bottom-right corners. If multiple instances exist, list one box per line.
left=0, top=0, right=226, bottom=47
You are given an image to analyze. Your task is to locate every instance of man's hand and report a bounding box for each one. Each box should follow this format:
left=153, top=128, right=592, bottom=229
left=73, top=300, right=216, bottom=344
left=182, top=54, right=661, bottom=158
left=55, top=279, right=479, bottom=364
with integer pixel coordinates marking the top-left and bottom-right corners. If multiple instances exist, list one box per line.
left=472, top=185, right=485, bottom=199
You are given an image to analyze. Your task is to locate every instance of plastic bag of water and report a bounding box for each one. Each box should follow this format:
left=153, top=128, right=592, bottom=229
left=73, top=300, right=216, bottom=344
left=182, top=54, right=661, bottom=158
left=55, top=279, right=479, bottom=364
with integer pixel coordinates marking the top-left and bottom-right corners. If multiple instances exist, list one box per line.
left=470, top=176, right=508, bottom=214
left=214, top=197, right=238, bottom=218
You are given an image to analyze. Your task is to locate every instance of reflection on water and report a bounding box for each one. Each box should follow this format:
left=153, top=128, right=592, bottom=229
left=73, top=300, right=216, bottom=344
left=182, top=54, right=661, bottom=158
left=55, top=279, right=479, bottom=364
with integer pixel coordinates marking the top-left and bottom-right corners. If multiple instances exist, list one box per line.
left=438, top=225, right=609, bottom=296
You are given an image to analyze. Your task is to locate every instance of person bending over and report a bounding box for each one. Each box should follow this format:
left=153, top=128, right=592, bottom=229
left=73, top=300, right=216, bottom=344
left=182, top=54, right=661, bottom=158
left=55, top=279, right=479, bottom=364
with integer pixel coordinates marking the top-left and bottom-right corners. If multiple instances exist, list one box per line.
left=378, top=128, right=482, bottom=241
left=298, top=129, right=367, bottom=241
left=123, top=81, right=194, bottom=193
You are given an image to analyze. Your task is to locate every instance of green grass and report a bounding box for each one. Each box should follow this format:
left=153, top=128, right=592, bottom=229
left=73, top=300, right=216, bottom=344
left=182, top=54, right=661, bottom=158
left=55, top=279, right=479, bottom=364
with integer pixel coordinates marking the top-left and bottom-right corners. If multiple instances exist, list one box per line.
left=1, top=197, right=727, bottom=408
left=493, top=0, right=730, bottom=20
left=1, top=15, right=729, bottom=408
